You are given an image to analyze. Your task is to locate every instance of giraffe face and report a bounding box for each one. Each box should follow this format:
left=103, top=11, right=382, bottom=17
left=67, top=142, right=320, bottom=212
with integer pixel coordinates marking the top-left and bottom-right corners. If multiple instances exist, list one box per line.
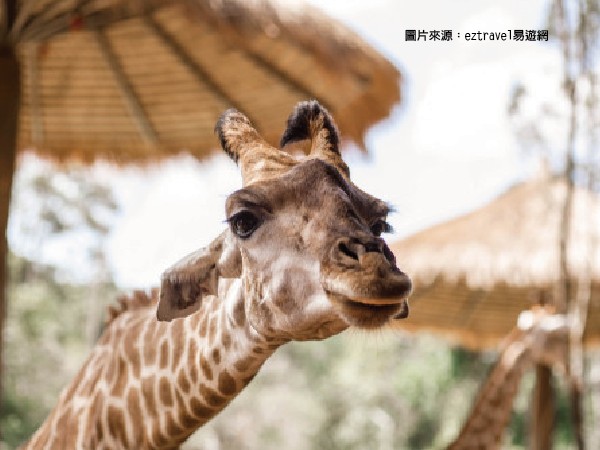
left=157, top=101, right=411, bottom=338
left=225, top=157, right=411, bottom=338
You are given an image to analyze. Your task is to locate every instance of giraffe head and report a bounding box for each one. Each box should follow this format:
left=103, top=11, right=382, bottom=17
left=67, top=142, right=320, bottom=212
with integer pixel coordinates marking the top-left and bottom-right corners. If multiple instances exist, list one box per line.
left=157, top=101, right=411, bottom=340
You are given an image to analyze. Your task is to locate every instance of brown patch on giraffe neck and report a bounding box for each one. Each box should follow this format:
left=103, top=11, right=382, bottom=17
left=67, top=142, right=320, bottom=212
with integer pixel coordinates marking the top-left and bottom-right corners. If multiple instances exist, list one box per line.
left=159, top=376, right=174, bottom=407
left=124, top=322, right=142, bottom=379
left=207, top=315, right=217, bottom=344
left=199, top=384, right=227, bottom=408
left=126, top=387, right=144, bottom=444
left=110, top=357, right=128, bottom=397
left=141, top=375, right=158, bottom=417
left=234, top=355, right=257, bottom=372
left=190, top=307, right=204, bottom=332
left=167, top=392, right=199, bottom=447
left=165, top=411, right=185, bottom=440
left=106, top=405, right=127, bottom=445
left=218, top=370, right=237, bottom=396
left=211, top=348, right=221, bottom=365
left=143, top=320, right=158, bottom=365
left=95, top=418, right=104, bottom=443
left=170, top=320, right=185, bottom=371
left=159, top=339, right=170, bottom=369
left=177, top=369, right=191, bottom=393
left=151, top=424, right=169, bottom=448
left=178, top=400, right=198, bottom=429
left=85, top=392, right=103, bottom=439
left=232, top=296, right=246, bottom=326
left=221, top=329, right=232, bottom=350
left=54, top=409, right=75, bottom=448
left=200, top=354, right=213, bottom=381
left=199, top=313, right=209, bottom=338
left=190, top=397, right=215, bottom=420
left=189, top=361, right=199, bottom=385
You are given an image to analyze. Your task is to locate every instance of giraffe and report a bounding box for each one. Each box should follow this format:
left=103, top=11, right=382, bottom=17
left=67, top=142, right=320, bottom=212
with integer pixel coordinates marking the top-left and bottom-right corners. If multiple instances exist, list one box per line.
left=22, top=100, right=412, bottom=450
left=447, top=306, right=569, bottom=450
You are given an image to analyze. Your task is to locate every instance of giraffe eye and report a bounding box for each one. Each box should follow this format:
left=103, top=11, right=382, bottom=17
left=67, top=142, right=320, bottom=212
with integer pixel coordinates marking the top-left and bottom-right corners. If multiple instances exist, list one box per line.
left=229, top=211, right=261, bottom=239
left=370, top=219, right=393, bottom=237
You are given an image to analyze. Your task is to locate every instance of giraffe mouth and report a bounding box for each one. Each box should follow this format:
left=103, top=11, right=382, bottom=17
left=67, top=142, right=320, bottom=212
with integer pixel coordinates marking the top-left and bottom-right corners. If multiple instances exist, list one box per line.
left=325, top=290, right=410, bottom=328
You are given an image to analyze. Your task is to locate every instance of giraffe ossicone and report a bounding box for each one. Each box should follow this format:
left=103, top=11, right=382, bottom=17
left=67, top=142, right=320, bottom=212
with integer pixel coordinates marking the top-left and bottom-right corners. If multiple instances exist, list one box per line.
left=24, top=101, right=412, bottom=449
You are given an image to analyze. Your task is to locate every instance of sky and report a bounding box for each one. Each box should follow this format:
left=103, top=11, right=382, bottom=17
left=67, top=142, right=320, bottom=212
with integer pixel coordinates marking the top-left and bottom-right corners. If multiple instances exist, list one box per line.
left=10, top=0, right=565, bottom=288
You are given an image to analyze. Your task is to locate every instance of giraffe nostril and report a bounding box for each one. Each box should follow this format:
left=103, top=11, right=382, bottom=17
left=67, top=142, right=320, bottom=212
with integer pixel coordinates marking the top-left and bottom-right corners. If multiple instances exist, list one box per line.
left=364, top=242, right=381, bottom=253
left=338, top=241, right=359, bottom=260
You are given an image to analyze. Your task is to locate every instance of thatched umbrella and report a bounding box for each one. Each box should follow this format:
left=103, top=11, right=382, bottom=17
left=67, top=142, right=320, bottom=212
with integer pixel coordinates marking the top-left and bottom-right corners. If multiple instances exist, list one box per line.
left=392, top=174, right=600, bottom=349
left=0, top=0, right=401, bottom=411
left=392, top=173, right=599, bottom=447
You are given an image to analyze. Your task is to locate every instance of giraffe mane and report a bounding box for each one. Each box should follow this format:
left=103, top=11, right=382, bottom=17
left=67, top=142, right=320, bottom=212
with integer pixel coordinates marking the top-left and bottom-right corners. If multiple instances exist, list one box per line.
left=105, top=289, right=159, bottom=325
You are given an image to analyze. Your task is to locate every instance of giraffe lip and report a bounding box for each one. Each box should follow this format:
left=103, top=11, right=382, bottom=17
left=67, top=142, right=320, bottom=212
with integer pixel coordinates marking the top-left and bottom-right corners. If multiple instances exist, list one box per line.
left=347, top=296, right=407, bottom=306
left=321, top=272, right=412, bottom=304
left=326, top=290, right=409, bottom=328
left=343, top=296, right=409, bottom=319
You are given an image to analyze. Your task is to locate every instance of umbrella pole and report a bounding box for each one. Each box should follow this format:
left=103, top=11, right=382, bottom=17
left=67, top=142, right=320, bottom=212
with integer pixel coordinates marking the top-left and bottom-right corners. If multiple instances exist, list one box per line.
left=531, top=364, right=555, bottom=450
left=0, top=45, right=20, bottom=426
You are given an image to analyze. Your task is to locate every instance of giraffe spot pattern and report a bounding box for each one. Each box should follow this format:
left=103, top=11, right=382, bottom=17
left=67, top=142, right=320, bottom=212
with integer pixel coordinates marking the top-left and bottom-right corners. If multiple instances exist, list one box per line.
left=152, top=425, right=168, bottom=448
left=190, top=397, right=214, bottom=420
left=234, top=355, right=257, bottom=372
left=233, top=297, right=246, bottom=326
left=159, top=340, right=170, bottom=370
left=189, top=361, right=199, bottom=384
left=199, top=314, right=209, bottom=338
left=199, top=384, right=226, bottom=407
left=110, top=357, right=128, bottom=397
left=208, top=315, right=217, bottom=345
left=211, top=348, right=221, bottom=365
left=159, top=376, right=174, bottom=407
left=106, top=405, right=127, bottom=445
left=218, top=370, right=237, bottom=396
left=199, top=355, right=213, bottom=381
left=177, top=369, right=191, bottom=393
left=124, top=321, right=142, bottom=379
left=126, top=387, right=144, bottom=444
left=170, top=320, right=185, bottom=371
left=141, top=375, right=157, bottom=418
left=165, top=411, right=184, bottom=438
left=221, top=330, right=232, bottom=350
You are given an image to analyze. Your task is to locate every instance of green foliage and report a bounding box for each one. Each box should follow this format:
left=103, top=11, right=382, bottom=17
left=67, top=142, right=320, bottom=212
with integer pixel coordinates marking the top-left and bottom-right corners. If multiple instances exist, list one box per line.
left=1, top=252, right=117, bottom=447
left=2, top=163, right=119, bottom=447
left=186, top=333, right=495, bottom=450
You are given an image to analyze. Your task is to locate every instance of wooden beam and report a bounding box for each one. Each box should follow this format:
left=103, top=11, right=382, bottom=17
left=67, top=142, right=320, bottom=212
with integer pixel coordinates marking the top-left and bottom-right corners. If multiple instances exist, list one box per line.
left=1, top=0, right=18, bottom=41
left=22, top=2, right=135, bottom=42
left=95, top=29, right=158, bottom=145
left=27, top=42, right=44, bottom=144
left=570, top=379, right=585, bottom=450
left=531, top=364, right=555, bottom=450
left=144, top=14, right=258, bottom=126
left=0, top=44, right=20, bottom=439
left=16, top=0, right=64, bottom=41
left=8, top=0, right=41, bottom=41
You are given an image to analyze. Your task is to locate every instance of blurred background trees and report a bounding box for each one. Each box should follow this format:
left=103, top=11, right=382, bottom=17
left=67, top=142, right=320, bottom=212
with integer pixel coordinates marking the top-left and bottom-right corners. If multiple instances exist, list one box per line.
left=1, top=163, right=118, bottom=445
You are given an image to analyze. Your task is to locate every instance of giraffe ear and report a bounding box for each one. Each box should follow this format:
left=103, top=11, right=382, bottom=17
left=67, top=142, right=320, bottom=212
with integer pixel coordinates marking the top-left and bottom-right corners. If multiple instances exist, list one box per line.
left=157, top=231, right=241, bottom=321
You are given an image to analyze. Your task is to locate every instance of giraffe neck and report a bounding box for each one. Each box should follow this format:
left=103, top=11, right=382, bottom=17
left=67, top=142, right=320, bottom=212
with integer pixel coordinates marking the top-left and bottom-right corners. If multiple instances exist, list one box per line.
left=447, top=329, right=533, bottom=450
left=143, top=278, right=285, bottom=448
left=24, top=281, right=285, bottom=450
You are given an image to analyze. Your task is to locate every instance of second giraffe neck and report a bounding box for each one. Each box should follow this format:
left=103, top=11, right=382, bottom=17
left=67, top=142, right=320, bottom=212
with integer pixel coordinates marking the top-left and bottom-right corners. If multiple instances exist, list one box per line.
left=447, top=329, right=532, bottom=450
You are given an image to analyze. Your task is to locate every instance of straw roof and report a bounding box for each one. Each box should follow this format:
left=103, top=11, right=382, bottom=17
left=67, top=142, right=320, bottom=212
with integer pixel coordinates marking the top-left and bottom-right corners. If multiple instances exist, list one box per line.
left=7, top=0, right=401, bottom=162
left=392, top=174, right=600, bottom=349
